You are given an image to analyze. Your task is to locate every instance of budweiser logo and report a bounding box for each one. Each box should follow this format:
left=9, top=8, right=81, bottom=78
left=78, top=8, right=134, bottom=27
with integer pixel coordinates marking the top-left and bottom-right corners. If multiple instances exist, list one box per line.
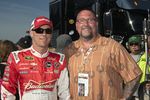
left=24, top=80, right=57, bottom=91
left=37, top=18, right=50, bottom=22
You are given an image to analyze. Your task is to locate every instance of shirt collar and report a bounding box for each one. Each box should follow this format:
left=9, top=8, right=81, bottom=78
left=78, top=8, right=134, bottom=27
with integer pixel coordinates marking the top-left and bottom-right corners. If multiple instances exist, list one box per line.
left=30, top=46, right=49, bottom=58
left=79, top=34, right=100, bottom=49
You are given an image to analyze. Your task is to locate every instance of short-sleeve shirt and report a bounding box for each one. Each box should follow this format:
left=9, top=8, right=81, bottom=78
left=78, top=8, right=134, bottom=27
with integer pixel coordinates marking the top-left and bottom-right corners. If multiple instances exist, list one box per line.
left=68, top=35, right=142, bottom=100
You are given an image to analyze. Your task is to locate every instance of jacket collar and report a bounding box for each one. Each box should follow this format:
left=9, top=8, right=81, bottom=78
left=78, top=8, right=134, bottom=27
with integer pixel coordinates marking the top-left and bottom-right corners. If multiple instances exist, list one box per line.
left=30, top=46, right=49, bottom=58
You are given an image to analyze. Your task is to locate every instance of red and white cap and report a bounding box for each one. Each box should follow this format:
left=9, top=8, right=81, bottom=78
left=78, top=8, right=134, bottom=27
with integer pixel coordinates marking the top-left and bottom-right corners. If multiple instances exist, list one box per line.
left=30, top=16, right=53, bottom=30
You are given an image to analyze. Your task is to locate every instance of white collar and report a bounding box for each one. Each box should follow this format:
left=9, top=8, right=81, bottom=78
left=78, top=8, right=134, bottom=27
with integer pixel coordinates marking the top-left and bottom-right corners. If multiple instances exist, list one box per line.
left=30, top=46, right=49, bottom=58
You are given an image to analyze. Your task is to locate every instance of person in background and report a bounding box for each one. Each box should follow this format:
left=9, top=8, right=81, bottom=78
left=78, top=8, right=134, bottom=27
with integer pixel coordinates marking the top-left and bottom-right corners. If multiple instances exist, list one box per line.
left=68, top=8, right=142, bottom=100
left=127, top=35, right=144, bottom=62
left=0, top=39, right=18, bottom=78
left=0, top=40, right=18, bottom=99
left=126, top=35, right=144, bottom=100
left=1, top=16, right=70, bottom=100
left=0, top=40, right=18, bottom=63
left=137, top=36, right=150, bottom=100
left=16, top=35, right=32, bottom=50
left=56, top=34, right=72, bottom=53
left=56, top=34, right=73, bottom=62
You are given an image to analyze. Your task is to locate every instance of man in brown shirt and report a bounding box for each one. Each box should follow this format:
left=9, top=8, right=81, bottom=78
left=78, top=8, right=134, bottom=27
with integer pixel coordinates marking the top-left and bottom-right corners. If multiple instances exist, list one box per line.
left=68, top=8, right=142, bottom=100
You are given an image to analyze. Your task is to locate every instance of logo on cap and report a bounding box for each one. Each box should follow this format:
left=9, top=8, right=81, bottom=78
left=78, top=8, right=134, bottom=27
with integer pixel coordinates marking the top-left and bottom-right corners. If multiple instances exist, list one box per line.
left=30, top=16, right=53, bottom=30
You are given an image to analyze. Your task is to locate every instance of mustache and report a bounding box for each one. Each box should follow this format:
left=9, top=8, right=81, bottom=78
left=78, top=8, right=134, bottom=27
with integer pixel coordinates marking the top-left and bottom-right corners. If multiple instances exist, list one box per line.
left=81, top=26, right=91, bottom=30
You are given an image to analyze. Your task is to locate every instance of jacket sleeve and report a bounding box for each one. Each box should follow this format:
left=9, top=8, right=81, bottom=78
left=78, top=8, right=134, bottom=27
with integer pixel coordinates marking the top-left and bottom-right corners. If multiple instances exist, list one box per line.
left=1, top=53, right=19, bottom=100
left=57, top=54, right=70, bottom=100
left=57, top=67, right=70, bottom=100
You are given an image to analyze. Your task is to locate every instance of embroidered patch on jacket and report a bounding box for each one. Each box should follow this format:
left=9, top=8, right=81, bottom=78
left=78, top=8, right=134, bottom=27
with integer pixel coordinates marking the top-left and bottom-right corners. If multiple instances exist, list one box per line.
left=45, top=62, right=52, bottom=68
left=24, top=56, right=34, bottom=60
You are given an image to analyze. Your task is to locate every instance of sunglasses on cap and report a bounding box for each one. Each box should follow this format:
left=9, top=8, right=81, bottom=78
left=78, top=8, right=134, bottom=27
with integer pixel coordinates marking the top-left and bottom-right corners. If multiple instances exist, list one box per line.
left=32, top=28, right=52, bottom=34
left=129, top=43, right=140, bottom=46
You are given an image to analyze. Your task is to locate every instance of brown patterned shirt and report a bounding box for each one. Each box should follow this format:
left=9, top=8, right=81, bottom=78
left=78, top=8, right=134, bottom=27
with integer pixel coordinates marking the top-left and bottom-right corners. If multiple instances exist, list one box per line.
left=68, top=35, right=142, bottom=100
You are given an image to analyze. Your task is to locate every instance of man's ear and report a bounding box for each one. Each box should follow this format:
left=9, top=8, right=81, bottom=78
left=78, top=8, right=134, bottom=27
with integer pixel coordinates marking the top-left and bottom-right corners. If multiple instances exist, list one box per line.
left=29, top=31, right=33, bottom=38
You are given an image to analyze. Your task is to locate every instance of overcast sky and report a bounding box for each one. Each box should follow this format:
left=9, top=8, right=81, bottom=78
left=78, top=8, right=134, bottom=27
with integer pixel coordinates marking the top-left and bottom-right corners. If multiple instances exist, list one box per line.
left=0, top=0, right=50, bottom=43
